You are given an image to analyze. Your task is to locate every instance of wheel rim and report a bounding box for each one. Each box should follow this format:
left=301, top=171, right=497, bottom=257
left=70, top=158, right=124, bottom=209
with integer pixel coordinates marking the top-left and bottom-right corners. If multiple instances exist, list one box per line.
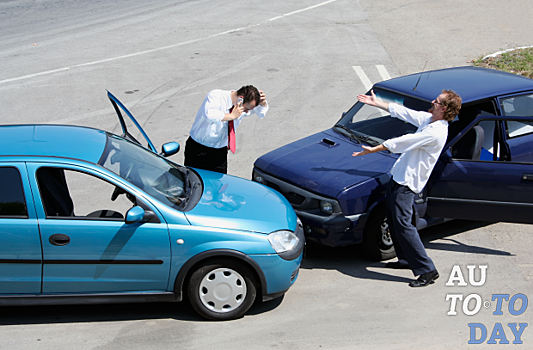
left=378, top=218, right=393, bottom=250
left=198, top=267, right=247, bottom=313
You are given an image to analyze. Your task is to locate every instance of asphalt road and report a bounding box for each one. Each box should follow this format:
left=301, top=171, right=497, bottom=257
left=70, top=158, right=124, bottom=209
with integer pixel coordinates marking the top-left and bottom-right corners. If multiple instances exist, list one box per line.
left=1, top=0, right=532, bottom=349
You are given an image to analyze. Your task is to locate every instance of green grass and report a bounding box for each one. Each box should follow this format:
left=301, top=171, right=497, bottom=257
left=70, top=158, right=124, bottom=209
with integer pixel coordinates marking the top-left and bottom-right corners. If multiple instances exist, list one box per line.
left=473, top=47, right=533, bottom=79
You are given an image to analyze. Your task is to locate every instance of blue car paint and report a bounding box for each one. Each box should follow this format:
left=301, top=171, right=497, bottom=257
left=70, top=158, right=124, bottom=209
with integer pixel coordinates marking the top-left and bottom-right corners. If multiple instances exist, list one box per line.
left=253, top=66, right=533, bottom=253
left=185, top=168, right=298, bottom=233
left=375, top=66, right=533, bottom=104
left=0, top=125, right=106, bottom=163
left=0, top=163, right=42, bottom=294
left=0, top=93, right=303, bottom=318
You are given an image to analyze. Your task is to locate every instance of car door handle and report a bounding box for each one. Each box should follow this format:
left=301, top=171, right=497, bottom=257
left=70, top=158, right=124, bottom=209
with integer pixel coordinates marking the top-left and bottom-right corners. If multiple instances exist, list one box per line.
left=49, top=234, right=71, bottom=246
left=522, top=174, right=533, bottom=181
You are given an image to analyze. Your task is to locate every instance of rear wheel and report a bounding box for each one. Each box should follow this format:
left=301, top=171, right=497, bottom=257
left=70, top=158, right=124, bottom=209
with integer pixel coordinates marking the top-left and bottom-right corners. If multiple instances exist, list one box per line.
left=362, top=207, right=396, bottom=261
left=187, top=259, right=257, bottom=321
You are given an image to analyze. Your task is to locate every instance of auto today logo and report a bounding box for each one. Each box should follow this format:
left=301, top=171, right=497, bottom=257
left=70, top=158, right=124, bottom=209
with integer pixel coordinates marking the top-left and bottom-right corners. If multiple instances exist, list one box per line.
left=445, top=265, right=528, bottom=344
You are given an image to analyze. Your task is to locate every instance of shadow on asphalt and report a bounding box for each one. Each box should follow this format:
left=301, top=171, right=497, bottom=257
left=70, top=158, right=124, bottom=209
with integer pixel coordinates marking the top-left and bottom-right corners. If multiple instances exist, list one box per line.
left=301, top=219, right=514, bottom=283
left=0, top=296, right=283, bottom=325
left=0, top=290, right=284, bottom=326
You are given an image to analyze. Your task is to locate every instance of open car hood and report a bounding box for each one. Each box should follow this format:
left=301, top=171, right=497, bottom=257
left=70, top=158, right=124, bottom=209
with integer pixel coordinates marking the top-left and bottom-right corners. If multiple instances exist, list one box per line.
left=107, top=91, right=157, bottom=153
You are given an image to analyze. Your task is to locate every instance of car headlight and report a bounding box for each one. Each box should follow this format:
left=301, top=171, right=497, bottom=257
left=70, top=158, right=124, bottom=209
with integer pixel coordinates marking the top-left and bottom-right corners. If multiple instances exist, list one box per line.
left=268, top=230, right=299, bottom=253
left=253, top=171, right=266, bottom=185
left=320, top=200, right=333, bottom=215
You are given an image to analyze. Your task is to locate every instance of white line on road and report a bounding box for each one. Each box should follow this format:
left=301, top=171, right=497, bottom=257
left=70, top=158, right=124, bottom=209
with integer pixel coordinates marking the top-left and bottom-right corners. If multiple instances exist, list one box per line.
left=353, top=65, right=391, bottom=116
left=0, top=0, right=338, bottom=85
left=268, top=0, right=337, bottom=21
left=352, top=66, right=373, bottom=91
left=376, top=65, right=391, bottom=81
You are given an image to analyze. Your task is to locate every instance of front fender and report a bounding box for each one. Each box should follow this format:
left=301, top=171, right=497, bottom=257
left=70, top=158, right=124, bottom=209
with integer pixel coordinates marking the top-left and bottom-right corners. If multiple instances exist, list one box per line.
left=172, top=249, right=268, bottom=302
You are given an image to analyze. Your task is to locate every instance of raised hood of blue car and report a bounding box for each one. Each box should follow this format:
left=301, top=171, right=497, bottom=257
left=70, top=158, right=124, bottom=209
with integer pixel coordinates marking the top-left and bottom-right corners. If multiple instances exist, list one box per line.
left=184, top=169, right=298, bottom=234
left=254, top=129, right=397, bottom=198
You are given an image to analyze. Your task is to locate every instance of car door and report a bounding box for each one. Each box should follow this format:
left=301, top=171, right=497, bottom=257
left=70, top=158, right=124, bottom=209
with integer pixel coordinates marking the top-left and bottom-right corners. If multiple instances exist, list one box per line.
left=426, top=113, right=533, bottom=224
left=27, top=162, right=172, bottom=294
left=0, top=164, right=42, bottom=294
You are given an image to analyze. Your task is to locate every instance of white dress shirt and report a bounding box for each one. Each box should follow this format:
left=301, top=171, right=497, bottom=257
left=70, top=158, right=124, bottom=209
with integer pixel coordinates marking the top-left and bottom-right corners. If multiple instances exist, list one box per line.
left=382, top=103, right=448, bottom=194
left=189, top=89, right=268, bottom=149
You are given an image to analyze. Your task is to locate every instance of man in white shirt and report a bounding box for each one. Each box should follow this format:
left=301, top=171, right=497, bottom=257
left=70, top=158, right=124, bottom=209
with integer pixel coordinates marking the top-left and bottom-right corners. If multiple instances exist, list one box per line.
left=352, top=89, right=462, bottom=287
left=184, top=85, right=268, bottom=174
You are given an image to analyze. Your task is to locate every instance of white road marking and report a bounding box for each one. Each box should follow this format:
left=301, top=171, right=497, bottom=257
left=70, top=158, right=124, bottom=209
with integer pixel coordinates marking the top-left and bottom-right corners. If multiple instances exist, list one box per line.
left=0, top=0, right=338, bottom=85
left=268, top=0, right=337, bottom=21
left=376, top=64, right=391, bottom=81
left=352, top=66, right=373, bottom=91
left=353, top=65, right=392, bottom=116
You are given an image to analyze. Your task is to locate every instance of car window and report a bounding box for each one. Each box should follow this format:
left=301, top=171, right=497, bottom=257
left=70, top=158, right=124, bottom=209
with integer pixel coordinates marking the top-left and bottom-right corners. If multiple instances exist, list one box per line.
left=99, top=134, right=189, bottom=210
left=336, top=88, right=430, bottom=144
left=501, top=94, right=533, bottom=117
left=451, top=120, right=498, bottom=161
left=505, top=120, right=533, bottom=139
left=451, top=118, right=533, bottom=163
left=0, top=167, right=28, bottom=218
left=37, top=167, right=136, bottom=220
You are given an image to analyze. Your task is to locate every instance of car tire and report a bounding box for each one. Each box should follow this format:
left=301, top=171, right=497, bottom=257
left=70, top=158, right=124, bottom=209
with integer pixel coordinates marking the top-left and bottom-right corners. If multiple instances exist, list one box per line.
left=187, top=259, right=257, bottom=321
left=362, top=207, right=396, bottom=261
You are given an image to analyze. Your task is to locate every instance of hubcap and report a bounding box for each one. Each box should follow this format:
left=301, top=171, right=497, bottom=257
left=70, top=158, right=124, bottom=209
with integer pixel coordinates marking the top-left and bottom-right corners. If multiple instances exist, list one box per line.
left=379, top=218, right=393, bottom=248
left=199, top=268, right=247, bottom=313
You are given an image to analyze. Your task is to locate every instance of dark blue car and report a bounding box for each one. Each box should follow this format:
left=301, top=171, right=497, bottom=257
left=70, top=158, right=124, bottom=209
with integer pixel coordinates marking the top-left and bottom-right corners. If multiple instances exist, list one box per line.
left=253, top=66, right=533, bottom=260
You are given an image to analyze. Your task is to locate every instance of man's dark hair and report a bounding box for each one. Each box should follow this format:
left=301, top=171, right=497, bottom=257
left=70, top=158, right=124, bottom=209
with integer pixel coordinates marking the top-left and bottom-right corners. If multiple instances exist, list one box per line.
left=237, top=85, right=261, bottom=106
left=441, top=89, right=462, bottom=122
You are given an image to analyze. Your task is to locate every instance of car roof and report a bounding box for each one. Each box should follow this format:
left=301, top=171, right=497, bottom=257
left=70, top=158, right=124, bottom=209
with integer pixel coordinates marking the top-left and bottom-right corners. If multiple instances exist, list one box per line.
left=0, top=124, right=107, bottom=163
left=374, top=66, right=533, bottom=104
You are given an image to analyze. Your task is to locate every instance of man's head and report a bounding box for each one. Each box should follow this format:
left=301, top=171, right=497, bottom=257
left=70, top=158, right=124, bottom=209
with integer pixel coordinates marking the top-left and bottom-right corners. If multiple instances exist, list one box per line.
left=431, top=89, right=462, bottom=122
left=236, top=85, right=261, bottom=112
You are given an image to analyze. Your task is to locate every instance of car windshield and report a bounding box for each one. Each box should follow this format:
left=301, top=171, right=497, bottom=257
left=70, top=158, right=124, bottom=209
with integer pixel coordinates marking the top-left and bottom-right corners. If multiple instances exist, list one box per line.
left=334, top=88, right=432, bottom=145
left=99, top=134, right=190, bottom=210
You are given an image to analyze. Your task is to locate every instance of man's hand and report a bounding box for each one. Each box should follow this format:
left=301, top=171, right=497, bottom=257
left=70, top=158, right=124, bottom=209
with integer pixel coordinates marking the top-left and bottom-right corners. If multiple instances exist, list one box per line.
left=230, top=104, right=244, bottom=119
left=357, top=89, right=378, bottom=106
left=259, top=90, right=267, bottom=107
left=352, top=145, right=373, bottom=157
left=352, top=144, right=387, bottom=157
left=357, top=90, right=389, bottom=111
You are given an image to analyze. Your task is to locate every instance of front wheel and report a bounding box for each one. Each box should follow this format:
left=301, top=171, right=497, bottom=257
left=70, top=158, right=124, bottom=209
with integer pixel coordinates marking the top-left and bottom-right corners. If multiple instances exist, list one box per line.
left=362, top=207, right=396, bottom=261
left=187, top=259, right=257, bottom=321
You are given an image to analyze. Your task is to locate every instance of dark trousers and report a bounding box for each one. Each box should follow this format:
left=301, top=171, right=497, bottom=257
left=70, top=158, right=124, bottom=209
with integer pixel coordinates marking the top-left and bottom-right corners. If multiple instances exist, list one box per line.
left=184, top=137, right=228, bottom=174
left=386, top=179, right=435, bottom=276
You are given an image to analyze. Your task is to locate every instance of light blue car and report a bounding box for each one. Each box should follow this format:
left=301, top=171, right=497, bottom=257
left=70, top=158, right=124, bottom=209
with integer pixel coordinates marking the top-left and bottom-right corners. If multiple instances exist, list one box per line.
left=0, top=92, right=304, bottom=321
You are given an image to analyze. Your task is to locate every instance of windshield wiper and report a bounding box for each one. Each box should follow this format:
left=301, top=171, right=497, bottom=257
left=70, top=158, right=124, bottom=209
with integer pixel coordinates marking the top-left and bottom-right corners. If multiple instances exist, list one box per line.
left=352, top=133, right=380, bottom=146
left=333, top=125, right=360, bottom=143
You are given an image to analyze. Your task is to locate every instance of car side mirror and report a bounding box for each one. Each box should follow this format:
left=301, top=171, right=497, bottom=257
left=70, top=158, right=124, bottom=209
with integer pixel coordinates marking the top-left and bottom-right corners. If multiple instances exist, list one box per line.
left=125, top=206, right=145, bottom=224
left=160, top=142, right=180, bottom=157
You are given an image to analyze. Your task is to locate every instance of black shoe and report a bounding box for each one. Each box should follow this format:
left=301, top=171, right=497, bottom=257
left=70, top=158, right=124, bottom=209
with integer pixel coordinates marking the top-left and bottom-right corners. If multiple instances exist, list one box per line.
left=409, top=270, right=439, bottom=287
left=385, top=261, right=410, bottom=269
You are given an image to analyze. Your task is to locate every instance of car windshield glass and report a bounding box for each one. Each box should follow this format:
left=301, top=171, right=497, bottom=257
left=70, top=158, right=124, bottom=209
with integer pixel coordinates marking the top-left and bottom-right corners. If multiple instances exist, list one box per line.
left=99, top=134, right=189, bottom=210
left=335, top=88, right=431, bottom=145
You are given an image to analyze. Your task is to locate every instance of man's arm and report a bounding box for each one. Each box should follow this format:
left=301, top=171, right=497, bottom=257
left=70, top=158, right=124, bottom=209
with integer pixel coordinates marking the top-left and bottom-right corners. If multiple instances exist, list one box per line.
left=357, top=90, right=389, bottom=111
left=221, top=105, right=243, bottom=121
left=352, top=144, right=388, bottom=157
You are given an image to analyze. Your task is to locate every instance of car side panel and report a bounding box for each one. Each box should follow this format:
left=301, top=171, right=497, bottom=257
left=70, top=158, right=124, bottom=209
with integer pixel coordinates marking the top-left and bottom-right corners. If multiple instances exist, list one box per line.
left=0, top=163, right=42, bottom=294
left=26, top=162, right=172, bottom=294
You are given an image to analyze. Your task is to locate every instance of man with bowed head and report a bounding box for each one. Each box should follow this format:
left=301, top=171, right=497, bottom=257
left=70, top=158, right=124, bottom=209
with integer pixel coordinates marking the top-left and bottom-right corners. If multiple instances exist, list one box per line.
left=185, top=85, right=268, bottom=174
left=353, top=89, right=462, bottom=287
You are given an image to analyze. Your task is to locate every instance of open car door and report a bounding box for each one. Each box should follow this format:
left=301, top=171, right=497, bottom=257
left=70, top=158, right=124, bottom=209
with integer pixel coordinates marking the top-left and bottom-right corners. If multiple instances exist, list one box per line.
left=426, top=115, right=533, bottom=224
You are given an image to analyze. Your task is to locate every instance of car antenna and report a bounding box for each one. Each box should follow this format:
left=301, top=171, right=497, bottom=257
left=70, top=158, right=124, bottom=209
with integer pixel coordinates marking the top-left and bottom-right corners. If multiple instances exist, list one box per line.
left=412, top=61, right=428, bottom=91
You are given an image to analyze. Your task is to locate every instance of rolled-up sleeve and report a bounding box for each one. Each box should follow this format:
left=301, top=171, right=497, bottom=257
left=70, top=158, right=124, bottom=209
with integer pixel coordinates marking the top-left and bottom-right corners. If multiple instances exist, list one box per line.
left=389, top=103, right=430, bottom=128
left=383, top=129, right=437, bottom=154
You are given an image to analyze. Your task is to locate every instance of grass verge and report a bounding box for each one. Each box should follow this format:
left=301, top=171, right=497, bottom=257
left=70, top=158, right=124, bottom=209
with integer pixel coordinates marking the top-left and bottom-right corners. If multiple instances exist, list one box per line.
left=472, top=47, right=533, bottom=79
